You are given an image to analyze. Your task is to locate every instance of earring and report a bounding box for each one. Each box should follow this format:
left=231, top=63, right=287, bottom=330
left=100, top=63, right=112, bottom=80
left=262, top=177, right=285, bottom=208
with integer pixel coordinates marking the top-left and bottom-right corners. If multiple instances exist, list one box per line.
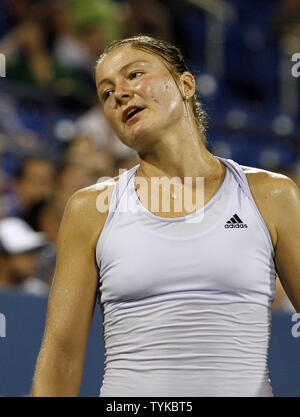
left=184, top=95, right=189, bottom=102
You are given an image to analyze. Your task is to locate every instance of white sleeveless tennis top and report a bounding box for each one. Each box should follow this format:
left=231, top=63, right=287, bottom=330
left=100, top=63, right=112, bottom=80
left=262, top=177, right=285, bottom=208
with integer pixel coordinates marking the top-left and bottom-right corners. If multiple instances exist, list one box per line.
left=96, top=157, right=277, bottom=397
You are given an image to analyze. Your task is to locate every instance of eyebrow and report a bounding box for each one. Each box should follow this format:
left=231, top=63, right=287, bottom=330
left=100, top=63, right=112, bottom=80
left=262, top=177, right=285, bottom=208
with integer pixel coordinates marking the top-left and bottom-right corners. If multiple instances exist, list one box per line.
left=96, top=60, right=150, bottom=90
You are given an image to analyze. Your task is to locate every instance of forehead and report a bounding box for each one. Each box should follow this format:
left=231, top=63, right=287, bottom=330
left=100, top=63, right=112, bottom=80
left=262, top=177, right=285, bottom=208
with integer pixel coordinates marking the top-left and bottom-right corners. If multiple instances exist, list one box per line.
left=95, top=45, right=169, bottom=83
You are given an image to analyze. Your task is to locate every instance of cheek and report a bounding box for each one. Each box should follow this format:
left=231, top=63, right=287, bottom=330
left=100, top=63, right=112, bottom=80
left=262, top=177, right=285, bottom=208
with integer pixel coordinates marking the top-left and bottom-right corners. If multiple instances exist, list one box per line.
left=104, top=103, right=119, bottom=130
left=151, top=79, right=183, bottom=122
left=137, top=76, right=169, bottom=103
left=143, top=77, right=182, bottom=117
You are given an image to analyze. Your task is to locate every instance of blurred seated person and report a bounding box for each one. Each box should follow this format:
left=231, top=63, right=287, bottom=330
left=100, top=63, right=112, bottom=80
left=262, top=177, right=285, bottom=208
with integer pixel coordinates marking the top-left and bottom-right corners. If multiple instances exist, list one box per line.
left=18, top=150, right=105, bottom=284
left=43, top=0, right=90, bottom=72
left=1, top=19, right=96, bottom=109
left=0, top=93, right=41, bottom=144
left=28, top=159, right=104, bottom=244
left=66, top=135, right=117, bottom=178
left=1, top=156, right=56, bottom=219
left=66, top=134, right=139, bottom=178
left=76, top=104, right=137, bottom=160
left=0, top=163, right=9, bottom=219
left=122, top=0, right=173, bottom=42
left=0, top=217, right=49, bottom=296
left=68, top=0, right=123, bottom=63
left=271, top=0, right=300, bottom=54
left=5, top=0, right=40, bottom=28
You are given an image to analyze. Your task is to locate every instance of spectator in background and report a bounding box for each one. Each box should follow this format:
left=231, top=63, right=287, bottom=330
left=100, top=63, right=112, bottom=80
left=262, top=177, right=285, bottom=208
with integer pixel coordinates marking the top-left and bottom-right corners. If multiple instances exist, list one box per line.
left=1, top=19, right=96, bottom=110
left=30, top=158, right=106, bottom=244
left=2, top=156, right=57, bottom=220
left=20, top=149, right=118, bottom=287
left=272, top=0, right=300, bottom=54
left=44, top=0, right=89, bottom=72
left=68, top=0, right=123, bottom=58
left=0, top=157, right=10, bottom=219
left=5, top=0, right=40, bottom=28
left=65, top=135, right=117, bottom=178
left=122, top=0, right=173, bottom=42
left=0, top=93, right=42, bottom=150
left=0, top=217, right=49, bottom=295
left=76, top=103, right=137, bottom=160
left=50, top=159, right=100, bottom=217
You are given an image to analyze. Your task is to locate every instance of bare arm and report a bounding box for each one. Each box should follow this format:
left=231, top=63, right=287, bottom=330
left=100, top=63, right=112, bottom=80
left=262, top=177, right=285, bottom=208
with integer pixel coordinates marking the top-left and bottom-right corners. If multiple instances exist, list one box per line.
left=246, top=168, right=300, bottom=312
left=273, top=177, right=300, bottom=313
left=272, top=276, right=295, bottom=311
left=31, top=184, right=111, bottom=396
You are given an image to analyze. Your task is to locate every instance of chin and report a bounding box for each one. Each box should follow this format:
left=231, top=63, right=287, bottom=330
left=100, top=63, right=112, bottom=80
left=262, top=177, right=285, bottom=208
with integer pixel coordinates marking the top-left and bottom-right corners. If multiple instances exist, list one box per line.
left=117, top=123, right=149, bottom=151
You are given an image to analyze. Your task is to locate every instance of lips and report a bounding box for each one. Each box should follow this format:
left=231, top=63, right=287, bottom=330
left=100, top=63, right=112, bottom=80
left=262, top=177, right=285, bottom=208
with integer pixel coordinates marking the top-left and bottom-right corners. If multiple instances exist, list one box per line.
left=122, top=106, right=145, bottom=123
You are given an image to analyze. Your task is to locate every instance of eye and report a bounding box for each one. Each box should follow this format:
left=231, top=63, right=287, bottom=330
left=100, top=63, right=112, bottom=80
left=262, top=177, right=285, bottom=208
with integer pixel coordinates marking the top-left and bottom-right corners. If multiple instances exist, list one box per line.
left=103, top=90, right=113, bottom=101
left=129, top=71, right=143, bottom=80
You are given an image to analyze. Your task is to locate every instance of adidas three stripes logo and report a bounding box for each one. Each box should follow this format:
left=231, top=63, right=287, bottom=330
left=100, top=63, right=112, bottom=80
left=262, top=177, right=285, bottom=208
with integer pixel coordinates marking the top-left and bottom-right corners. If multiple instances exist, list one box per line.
left=224, top=213, right=248, bottom=229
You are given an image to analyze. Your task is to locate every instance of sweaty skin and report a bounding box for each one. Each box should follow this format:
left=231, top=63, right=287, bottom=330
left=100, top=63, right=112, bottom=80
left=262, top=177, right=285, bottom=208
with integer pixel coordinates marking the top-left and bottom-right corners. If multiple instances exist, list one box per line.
left=244, top=167, right=300, bottom=312
left=31, top=169, right=300, bottom=397
left=32, top=45, right=300, bottom=396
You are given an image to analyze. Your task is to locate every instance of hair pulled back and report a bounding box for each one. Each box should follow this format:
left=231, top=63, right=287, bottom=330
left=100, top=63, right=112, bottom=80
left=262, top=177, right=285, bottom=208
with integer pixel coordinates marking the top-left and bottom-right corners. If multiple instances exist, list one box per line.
left=97, top=35, right=207, bottom=145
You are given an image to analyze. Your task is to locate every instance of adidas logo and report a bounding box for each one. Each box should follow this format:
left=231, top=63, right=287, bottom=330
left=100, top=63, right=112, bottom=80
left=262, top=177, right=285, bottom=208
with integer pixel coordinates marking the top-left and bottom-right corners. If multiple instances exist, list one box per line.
left=224, top=214, right=248, bottom=229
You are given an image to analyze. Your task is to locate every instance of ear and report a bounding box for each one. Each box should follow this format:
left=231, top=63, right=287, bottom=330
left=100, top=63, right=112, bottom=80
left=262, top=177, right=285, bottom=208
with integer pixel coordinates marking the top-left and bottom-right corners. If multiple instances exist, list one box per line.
left=179, top=71, right=196, bottom=100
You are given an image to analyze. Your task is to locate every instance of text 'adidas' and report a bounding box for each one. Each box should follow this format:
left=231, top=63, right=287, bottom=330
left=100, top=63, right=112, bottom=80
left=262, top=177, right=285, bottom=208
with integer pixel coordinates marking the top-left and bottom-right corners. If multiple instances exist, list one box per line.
left=224, top=213, right=248, bottom=229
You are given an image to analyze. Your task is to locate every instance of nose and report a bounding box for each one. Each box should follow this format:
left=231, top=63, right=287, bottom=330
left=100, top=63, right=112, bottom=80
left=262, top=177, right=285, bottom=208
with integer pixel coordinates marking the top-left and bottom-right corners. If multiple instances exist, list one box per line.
left=114, top=82, right=133, bottom=104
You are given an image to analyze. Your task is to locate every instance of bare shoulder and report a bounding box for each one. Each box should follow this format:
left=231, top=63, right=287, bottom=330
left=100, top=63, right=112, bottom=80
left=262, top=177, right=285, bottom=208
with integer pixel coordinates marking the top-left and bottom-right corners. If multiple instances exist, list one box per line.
left=240, top=165, right=300, bottom=248
left=61, top=176, right=119, bottom=245
left=68, top=176, right=119, bottom=213
left=241, top=165, right=299, bottom=200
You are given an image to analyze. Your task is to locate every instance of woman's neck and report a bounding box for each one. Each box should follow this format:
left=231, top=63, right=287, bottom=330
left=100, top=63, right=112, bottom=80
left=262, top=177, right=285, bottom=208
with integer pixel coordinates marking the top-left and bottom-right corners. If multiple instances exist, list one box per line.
left=136, top=133, right=219, bottom=182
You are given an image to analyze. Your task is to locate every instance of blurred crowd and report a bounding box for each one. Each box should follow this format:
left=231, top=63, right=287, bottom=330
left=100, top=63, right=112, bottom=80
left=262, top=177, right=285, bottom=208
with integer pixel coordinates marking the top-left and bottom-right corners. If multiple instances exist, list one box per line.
left=0, top=0, right=179, bottom=296
left=0, top=0, right=298, bottom=312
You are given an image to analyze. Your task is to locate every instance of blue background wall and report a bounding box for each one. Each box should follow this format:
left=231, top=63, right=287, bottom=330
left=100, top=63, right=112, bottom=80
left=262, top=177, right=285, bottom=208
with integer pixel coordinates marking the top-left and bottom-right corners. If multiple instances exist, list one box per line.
left=0, top=291, right=299, bottom=397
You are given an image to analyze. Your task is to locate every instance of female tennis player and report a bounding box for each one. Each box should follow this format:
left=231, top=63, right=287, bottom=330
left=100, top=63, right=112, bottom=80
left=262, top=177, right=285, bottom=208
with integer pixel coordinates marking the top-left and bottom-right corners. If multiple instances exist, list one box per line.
left=32, top=36, right=300, bottom=397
